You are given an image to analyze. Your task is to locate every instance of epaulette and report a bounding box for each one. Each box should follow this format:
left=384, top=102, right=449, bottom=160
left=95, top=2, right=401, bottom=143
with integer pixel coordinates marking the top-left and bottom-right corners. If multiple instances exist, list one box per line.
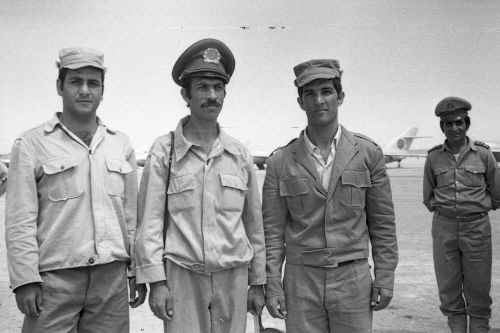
left=353, top=133, right=379, bottom=147
left=474, top=141, right=490, bottom=149
left=428, top=144, right=443, bottom=153
left=269, top=138, right=297, bottom=157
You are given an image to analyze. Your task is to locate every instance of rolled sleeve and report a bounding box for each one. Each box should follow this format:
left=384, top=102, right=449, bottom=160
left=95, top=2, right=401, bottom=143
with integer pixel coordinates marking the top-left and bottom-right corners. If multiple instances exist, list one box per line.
left=135, top=152, right=168, bottom=284
left=6, top=139, right=43, bottom=290
left=262, top=155, right=288, bottom=297
left=365, top=146, right=398, bottom=290
left=242, top=154, right=266, bottom=285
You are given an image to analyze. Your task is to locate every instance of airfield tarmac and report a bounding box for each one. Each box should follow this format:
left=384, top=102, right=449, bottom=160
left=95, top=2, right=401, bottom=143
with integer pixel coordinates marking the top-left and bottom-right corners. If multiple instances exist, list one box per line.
left=0, top=158, right=499, bottom=332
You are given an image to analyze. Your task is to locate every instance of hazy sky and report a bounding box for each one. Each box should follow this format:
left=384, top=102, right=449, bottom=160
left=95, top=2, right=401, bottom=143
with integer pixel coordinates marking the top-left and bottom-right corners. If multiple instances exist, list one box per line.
left=1, top=0, right=500, bottom=155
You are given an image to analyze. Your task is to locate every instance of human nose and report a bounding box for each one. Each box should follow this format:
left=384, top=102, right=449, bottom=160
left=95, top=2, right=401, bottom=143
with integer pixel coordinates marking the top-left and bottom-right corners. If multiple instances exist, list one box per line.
left=313, top=93, right=325, bottom=104
left=79, top=83, right=90, bottom=95
left=206, top=87, right=217, bottom=99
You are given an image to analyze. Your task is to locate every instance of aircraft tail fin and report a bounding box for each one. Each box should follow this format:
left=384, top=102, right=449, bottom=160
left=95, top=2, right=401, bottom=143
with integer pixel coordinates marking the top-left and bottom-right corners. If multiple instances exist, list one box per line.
left=385, top=127, right=422, bottom=152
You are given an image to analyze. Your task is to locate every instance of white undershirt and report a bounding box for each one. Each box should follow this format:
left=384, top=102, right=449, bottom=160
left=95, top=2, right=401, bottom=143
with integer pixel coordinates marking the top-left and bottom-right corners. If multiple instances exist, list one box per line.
left=303, top=126, right=341, bottom=191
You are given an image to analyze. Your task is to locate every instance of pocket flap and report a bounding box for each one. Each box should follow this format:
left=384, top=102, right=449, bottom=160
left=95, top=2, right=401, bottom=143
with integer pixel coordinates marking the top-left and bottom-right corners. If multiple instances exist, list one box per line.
left=105, top=158, right=133, bottom=174
left=219, top=173, right=247, bottom=191
left=465, top=165, right=485, bottom=174
left=341, top=169, right=371, bottom=188
left=42, top=158, right=78, bottom=175
left=279, top=177, right=309, bottom=196
left=434, top=167, right=448, bottom=175
left=168, top=174, right=195, bottom=194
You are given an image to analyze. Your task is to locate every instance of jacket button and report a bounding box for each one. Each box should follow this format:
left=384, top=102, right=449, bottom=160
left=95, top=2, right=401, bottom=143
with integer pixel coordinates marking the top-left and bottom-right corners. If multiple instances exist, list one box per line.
left=88, top=257, right=95, bottom=265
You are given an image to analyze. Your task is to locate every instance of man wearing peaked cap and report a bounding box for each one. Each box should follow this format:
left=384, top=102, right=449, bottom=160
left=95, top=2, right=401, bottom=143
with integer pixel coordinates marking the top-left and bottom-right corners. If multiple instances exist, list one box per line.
left=424, top=96, right=500, bottom=333
left=172, top=38, right=235, bottom=86
left=262, top=59, right=398, bottom=332
left=135, top=39, right=266, bottom=333
left=5, top=47, right=146, bottom=333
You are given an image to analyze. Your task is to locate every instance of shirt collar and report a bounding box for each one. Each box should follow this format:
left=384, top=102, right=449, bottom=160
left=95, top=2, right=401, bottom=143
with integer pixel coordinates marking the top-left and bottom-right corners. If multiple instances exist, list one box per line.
left=442, top=136, right=475, bottom=152
left=43, top=112, right=116, bottom=134
left=303, top=125, right=341, bottom=154
left=173, top=115, right=241, bottom=161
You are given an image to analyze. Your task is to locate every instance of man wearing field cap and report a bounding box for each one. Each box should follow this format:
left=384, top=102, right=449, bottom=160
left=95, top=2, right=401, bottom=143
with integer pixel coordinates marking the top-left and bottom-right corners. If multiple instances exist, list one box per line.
left=135, top=38, right=266, bottom=333
left=423, top=97, right=500, bottom=333
left=262, top=59, right=398, bottom=332
left=5, top=47, right=146, bottom=332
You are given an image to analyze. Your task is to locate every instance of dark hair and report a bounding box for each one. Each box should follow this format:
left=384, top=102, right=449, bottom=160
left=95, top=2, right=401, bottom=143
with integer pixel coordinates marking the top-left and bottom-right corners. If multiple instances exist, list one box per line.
left=181, top=79, right=192, bottom=99
left=58, top=67, right=105, bottom=91
left=440, top=115, right=471, bottom=131
left=298, top=77, right=342, bottom=98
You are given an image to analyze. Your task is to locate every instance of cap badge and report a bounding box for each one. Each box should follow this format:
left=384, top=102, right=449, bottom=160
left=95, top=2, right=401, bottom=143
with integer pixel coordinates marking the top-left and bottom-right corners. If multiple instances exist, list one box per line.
left=203, top=48, right=221, bottom=65
left=446, top=102, right=456, bottom=110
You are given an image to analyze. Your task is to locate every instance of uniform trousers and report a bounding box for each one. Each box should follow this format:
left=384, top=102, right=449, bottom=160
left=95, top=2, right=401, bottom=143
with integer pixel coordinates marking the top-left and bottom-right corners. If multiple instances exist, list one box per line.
left=283, top=259, right=373, bottom=333
left=432, top=213, right=492, bottom=318
left=163, top=260, right=248, bottom=333
left=22, top=261, right=129, bottom=333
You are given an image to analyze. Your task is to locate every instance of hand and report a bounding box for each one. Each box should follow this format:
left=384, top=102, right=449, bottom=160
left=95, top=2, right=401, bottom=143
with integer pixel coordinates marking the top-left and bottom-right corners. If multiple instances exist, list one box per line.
left=247, top=285, right=265, bottom=316
left=149, top=281, right=173, bottom=320
left=15, top=283, right=43, bottom=317
left=128, top=277, right=147, bottom=308
left=371, top=287, right=393, bottom=311
left=266, top=295, right=287, bottom=319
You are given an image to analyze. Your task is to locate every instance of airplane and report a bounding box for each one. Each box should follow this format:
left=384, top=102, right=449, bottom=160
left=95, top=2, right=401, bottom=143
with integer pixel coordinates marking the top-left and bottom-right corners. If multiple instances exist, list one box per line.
left=251, top=127, right=430, bottom=170
left=382, top=127, right=429, bottom=167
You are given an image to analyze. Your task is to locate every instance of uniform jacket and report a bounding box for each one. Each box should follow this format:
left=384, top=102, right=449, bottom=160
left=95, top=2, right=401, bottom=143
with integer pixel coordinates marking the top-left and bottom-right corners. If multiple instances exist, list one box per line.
left=135, top=116, right=266, bottom=285
left=6, top=113, right=137, bottom=290
left=263, top=126, right=398, bottom=297
left=423, top=138, right=500, bottom=215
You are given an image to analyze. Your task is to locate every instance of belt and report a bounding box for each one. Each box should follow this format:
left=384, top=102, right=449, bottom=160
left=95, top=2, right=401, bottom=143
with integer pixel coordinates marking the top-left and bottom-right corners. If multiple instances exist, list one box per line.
left=286, top=247, right=367, bottom=267
left=436, top=211, right=487, bottom=222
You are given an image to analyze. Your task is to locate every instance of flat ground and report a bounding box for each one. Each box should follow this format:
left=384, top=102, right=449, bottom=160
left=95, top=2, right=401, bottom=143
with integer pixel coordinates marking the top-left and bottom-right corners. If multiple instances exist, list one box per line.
left=1, top=159, right=499, bottom=332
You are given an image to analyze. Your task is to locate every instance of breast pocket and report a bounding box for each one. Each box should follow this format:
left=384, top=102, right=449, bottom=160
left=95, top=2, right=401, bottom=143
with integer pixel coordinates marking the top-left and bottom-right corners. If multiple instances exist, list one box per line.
left=463, top=165, right=485, bottom=187
left=42, top=158, right=83, bottom=201
left=279, top=177, right=310, bottom=215
left=434, top=167, right=453, bottom=188
left=167, top=174, right=196, bottom=213
left=340, top=169, right=371, bottom=207
left=105, top=158, right=133, bottom=197
left=219, top=173, right=247, bottom=212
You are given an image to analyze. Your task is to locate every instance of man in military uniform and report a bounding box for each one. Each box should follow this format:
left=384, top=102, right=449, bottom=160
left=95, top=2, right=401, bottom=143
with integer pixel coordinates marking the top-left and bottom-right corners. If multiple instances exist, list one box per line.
left=262, top=59, right=398, bottom=333
left=134, top=38, right=266, bottom=333
left=6, top=47, right=146, bottom=332
left=423, top=97, right=500, bottom=333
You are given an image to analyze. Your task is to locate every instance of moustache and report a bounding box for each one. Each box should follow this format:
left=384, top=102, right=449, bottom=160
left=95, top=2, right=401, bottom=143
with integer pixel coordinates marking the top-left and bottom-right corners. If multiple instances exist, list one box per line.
left=201, top=100, right=222, bottom=108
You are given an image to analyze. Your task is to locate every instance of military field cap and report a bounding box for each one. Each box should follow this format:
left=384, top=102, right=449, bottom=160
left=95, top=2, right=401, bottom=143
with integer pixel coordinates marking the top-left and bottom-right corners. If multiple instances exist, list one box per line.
left=293, top=59, right=342, bottom=87
left=435, top=96, right=471, bottom=120
left=56, top=47, right=107, bottom=73
left=172, top=38, right=235, bottom=86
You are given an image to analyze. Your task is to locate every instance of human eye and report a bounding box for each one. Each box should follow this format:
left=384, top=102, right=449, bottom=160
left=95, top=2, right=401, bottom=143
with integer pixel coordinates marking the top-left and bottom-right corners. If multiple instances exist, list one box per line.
left=68, top=78, right=81, bottom=85
left=322, top=88, right=334, bottom=95
left=196, top=84, right=207, bottom=91
left=88, top=80, right=101, bottom=87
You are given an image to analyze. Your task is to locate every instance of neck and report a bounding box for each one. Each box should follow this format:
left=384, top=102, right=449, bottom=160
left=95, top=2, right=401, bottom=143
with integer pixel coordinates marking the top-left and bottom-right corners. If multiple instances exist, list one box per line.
left=60, top=111, right=98, bottom=143
left=446, top=137, right=468, bottom=154
left=183, top=116, right=219, bottom=149
left=307, top=121, right=339, bottom=148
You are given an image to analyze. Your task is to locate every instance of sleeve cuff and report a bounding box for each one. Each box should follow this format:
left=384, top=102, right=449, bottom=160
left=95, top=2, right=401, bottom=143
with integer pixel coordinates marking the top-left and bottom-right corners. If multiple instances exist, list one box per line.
left=264, top=279, right=284, bottom=298
left=135, top=263, right=166, bottom=284
left=373, top=268, right=395, bottom=290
